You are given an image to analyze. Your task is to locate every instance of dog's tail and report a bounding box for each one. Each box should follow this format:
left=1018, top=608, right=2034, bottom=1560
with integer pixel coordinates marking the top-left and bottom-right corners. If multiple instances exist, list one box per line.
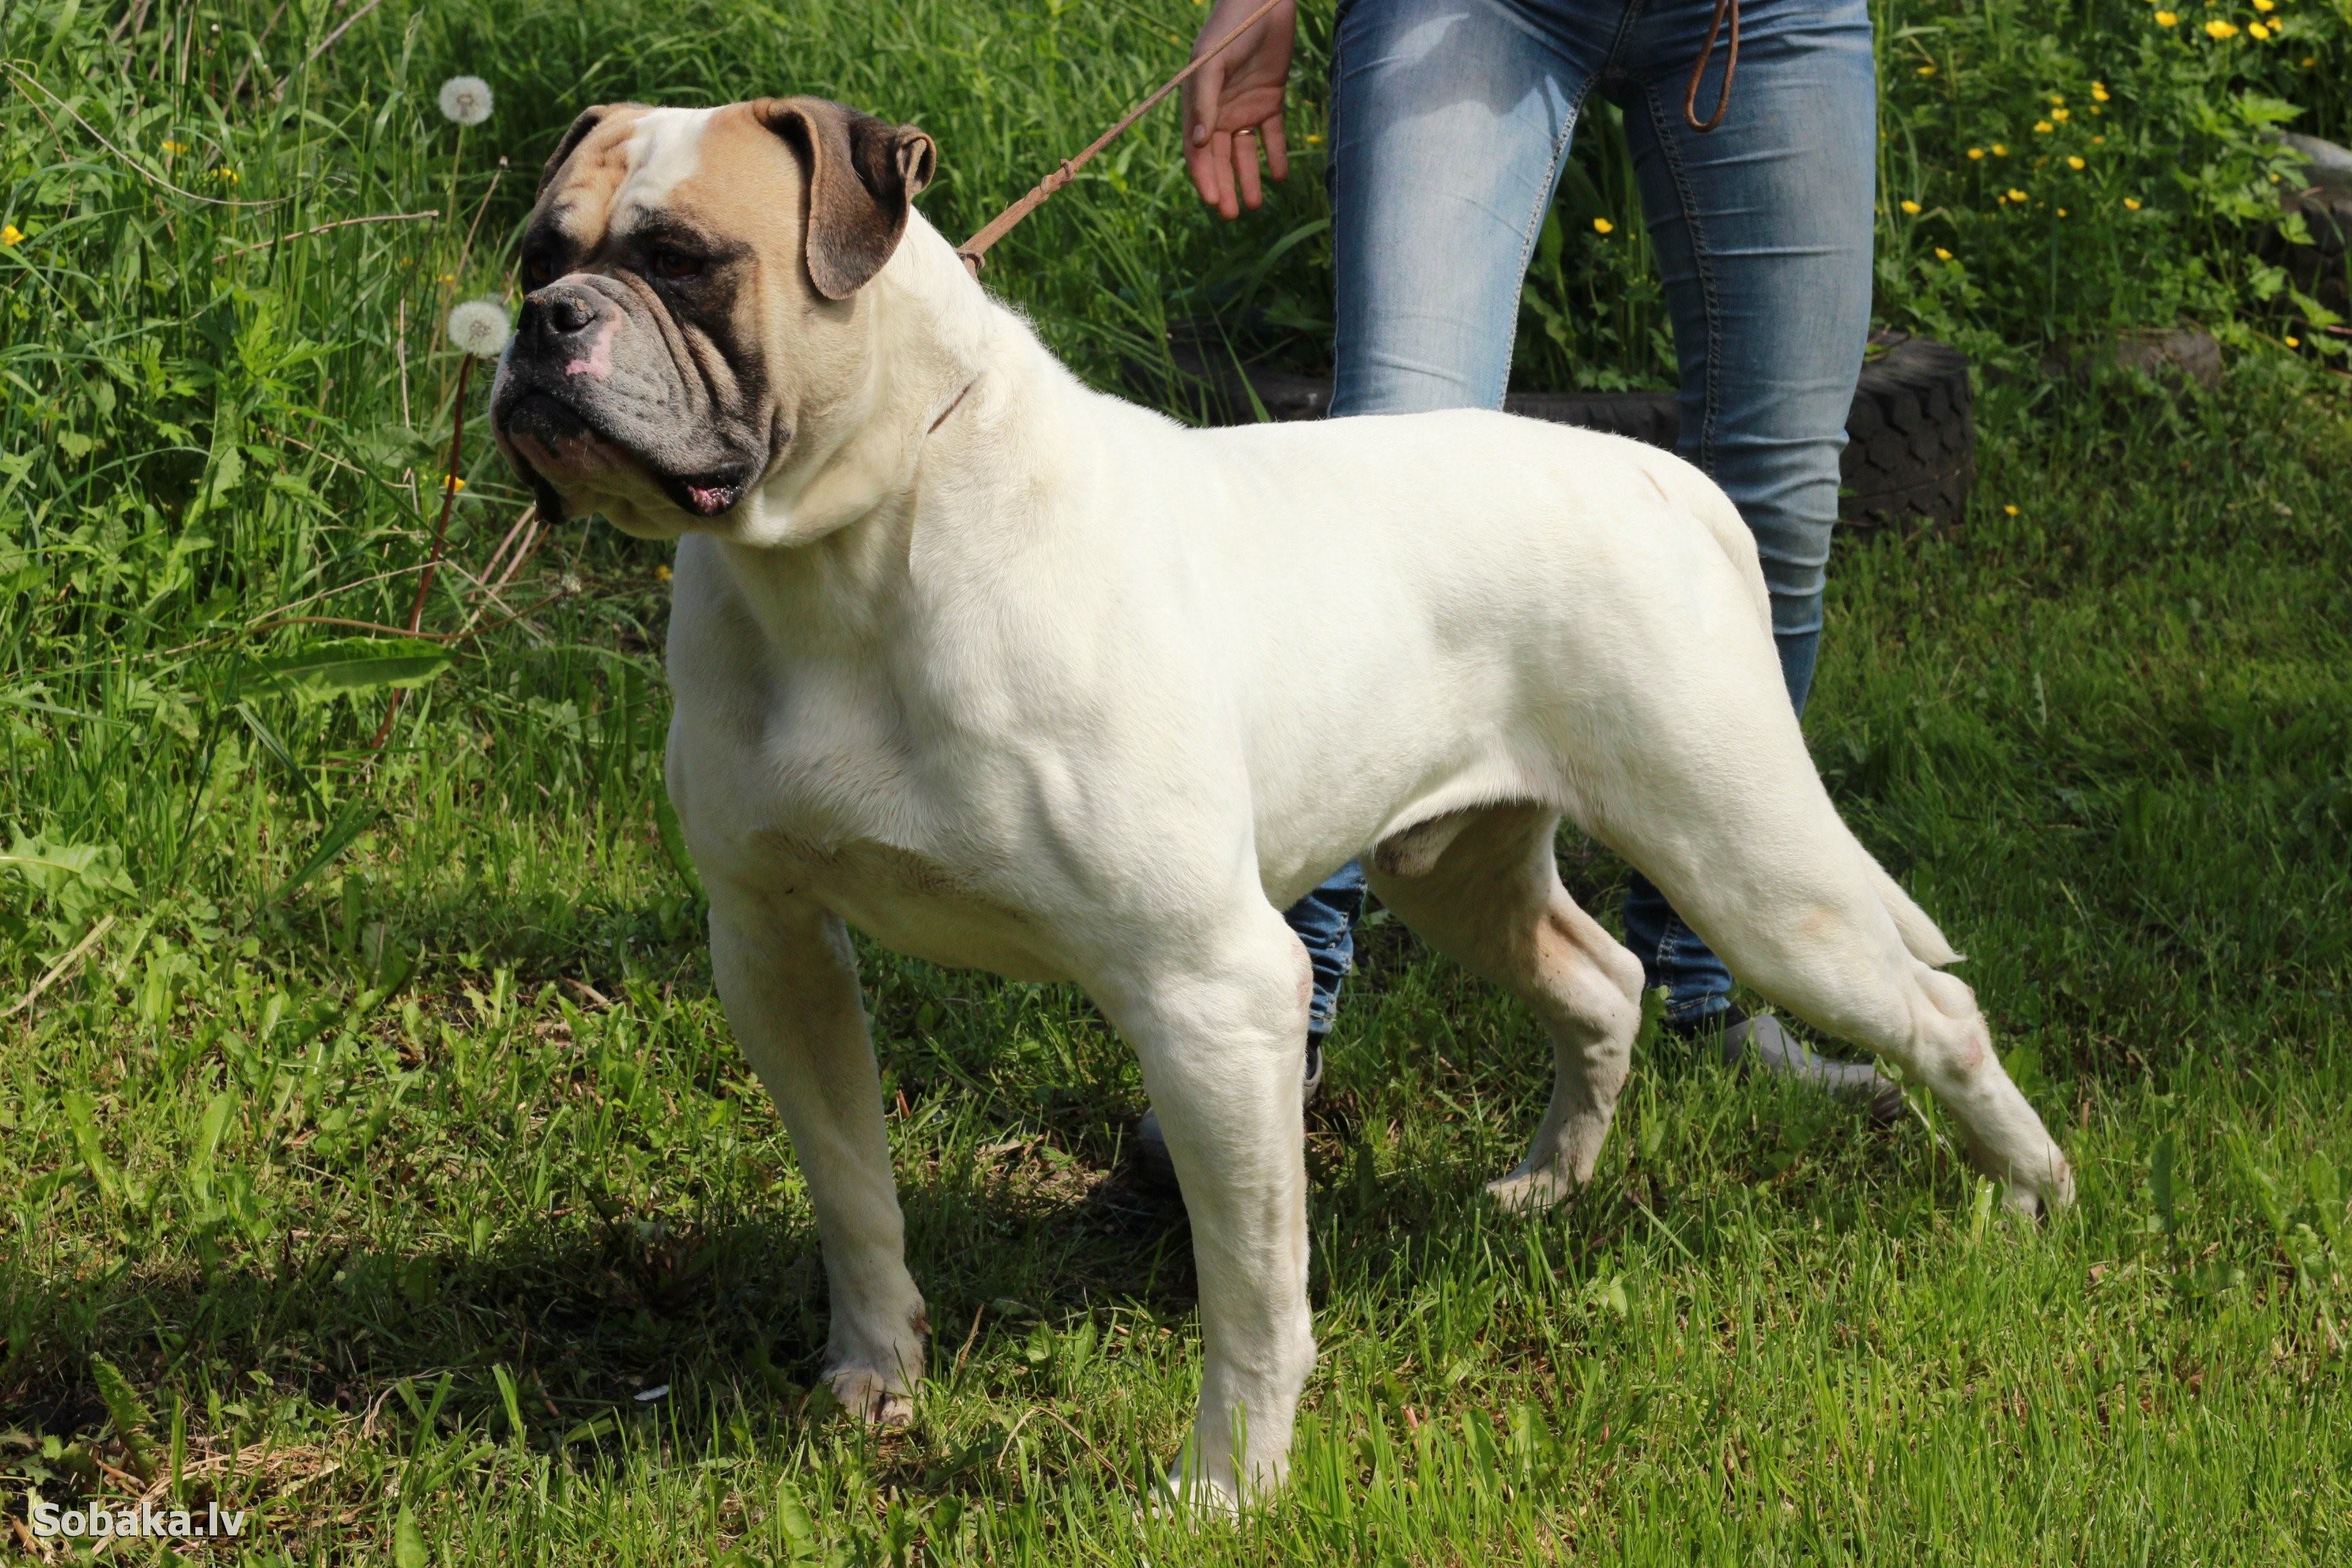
left=1847, top=825, right=1962, bottom=967
left=1637, top=448, right=1959, bottom=968
left=1637, top=453, right=1774, bottom=641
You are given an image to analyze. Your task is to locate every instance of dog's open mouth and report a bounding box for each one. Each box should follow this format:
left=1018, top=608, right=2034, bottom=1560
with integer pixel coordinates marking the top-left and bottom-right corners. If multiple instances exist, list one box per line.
left=665, top=471, right=748, bottom=519
left=498, top=391, right=748, bottom=519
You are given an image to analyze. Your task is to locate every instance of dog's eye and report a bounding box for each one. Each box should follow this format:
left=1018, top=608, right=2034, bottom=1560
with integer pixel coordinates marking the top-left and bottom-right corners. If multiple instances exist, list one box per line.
left=522, top=253, right=557, bottom=289
left=647, top=245, right=706, bottom=281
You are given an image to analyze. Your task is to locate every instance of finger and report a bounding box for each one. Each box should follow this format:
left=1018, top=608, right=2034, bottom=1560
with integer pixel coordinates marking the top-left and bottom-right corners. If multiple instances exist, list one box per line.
left=1191, top=63, right=1228, bottom=203
left=1209, top=130, right=1240, bottom=219
left=1181, top=80, right=1219, bottom=206
left=1235, top=131, right=1264, bottom=210
left=1260, top=116, right=1291, bottom=184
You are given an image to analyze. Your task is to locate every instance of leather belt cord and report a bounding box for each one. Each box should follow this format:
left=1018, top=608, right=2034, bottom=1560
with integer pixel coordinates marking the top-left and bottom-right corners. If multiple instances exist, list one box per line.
left=962, top=0, right=1742, bottom=274
left=1683, top=0, right=1742, bottom=131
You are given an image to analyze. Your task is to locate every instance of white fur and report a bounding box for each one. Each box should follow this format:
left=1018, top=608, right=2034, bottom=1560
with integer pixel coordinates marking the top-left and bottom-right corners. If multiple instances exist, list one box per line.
left=657, top=210, right=2072, bottom=1505
left=615, top=108, right=715, bottom=224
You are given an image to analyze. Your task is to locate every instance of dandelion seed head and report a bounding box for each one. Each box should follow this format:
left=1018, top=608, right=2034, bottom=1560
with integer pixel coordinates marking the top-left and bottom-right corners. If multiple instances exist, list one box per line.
left=439, top=76, right=495, bottom=127
left=448, top=298, right=513, bottom=359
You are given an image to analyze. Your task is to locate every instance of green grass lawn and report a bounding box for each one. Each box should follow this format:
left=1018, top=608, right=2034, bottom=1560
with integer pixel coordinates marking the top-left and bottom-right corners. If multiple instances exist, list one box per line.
left=5, top=0, right=2352, bottom=1561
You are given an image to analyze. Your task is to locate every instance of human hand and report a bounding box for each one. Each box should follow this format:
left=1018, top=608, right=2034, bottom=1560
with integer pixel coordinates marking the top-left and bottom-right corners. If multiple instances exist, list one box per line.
left=1180, top=0, right=1296, bottom=220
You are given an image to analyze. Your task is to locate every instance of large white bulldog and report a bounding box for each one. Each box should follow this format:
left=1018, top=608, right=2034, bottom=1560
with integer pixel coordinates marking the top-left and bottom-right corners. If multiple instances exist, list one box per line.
left=490, top=97, right=2072, bottom=1504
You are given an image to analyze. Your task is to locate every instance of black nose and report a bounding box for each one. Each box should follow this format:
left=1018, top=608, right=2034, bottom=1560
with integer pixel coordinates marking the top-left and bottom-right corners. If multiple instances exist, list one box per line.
left=522, top=282, right=608, bottom=348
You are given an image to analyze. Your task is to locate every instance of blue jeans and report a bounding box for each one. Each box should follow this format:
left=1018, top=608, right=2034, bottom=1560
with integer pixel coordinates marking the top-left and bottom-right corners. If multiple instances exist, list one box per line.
left=1283, top=0, right=1876, bottom=1030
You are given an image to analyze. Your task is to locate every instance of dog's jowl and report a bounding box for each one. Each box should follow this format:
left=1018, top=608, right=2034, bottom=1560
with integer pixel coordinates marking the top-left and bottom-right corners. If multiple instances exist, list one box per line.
left=491, top=96, right=2073, bottom=1507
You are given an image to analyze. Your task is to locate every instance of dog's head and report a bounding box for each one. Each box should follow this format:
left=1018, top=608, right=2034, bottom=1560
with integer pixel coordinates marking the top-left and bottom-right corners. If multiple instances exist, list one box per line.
left=491, top=99, right=936, bottom=541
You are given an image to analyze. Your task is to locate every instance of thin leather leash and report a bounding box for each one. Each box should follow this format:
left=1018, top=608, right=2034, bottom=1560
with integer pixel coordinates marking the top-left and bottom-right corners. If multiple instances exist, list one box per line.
left=1684, top=0, right=1742, bottom=132
left=959, top=0, right=1740, bottom=276
left=958, top=0, right=1290, bottom=275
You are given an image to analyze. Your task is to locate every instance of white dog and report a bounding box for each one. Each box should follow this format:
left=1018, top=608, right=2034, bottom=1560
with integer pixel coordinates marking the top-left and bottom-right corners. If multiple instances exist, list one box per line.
left=490, top=97, right=2073, bottom=1504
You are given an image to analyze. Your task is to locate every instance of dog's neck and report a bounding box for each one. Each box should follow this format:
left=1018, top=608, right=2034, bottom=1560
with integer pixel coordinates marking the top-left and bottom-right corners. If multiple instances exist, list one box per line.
left=708, top=212, right=1077, bottom=651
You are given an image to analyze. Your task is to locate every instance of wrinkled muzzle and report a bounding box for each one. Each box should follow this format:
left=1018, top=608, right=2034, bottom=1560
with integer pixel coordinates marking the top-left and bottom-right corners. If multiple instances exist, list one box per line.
left=490, top=274, right=765, bottom=525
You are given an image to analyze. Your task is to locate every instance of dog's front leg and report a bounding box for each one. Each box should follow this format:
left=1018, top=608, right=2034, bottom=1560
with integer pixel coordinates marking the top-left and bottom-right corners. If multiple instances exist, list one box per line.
left=1100, top=912, right=1318, bottom=1508
left=710, top=887, right=926, bottom=1423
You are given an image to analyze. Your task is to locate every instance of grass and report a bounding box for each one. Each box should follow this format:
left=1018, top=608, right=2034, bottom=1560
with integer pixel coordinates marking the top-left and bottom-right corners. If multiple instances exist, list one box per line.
left=4, top=0, right=2352, bottom=1561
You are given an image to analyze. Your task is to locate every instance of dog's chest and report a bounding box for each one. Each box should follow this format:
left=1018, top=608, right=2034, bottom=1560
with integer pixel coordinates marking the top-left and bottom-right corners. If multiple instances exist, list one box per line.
left=681, top=667, right=1066, bottom=981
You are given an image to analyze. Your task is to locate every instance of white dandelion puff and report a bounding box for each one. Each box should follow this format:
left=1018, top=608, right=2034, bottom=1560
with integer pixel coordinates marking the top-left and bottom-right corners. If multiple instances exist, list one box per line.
left=438, top=76, right=494, bottom=127
left=447, top=298, right=512, bottom=359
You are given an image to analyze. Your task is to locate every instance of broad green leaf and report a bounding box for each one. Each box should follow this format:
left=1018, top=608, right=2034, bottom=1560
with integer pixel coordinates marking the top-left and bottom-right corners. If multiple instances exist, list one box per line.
left=246, top=638, right=453, bottom=706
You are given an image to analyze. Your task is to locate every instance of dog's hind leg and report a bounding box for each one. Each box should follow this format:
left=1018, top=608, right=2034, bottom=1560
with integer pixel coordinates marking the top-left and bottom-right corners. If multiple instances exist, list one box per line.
left=708, top=886, right=928, bottom=1424
left=1367, top=804, right=1644, bottom=1211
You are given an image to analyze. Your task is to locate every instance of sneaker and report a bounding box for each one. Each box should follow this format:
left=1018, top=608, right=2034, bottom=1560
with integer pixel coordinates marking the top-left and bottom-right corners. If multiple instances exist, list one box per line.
left=1130, top=1030, right=1328, bottom=1196
left=1674, top=1003, right=1908, bottom=1126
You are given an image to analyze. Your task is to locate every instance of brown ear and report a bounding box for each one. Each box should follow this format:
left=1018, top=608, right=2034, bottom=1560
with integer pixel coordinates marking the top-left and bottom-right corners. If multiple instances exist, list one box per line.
left=537, top=105, right=628, bottom=199
left=754, top=97, right=938, bottom=301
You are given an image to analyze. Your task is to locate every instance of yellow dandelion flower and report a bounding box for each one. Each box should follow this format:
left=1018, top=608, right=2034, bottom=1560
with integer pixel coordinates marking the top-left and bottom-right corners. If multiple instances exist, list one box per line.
left=2004, top=504, right=2021, bottom=516
left=1917, top=64, right=1938, bottom=76
left=2052, top=107, right=2071, bottom=122
left=2204, top=18, right=2238, bottom=36
left=2057, top=207, right=2069, bottom=216
left=2007, top=187, right=2029, bottom=201
left=2285, top=335, right=2300, bottom=347
left=1968, top=146, right=1987, bottom=160
left=213, top=167, right=238, bottom=184
left=2155, top=10, right=2178, bottom=24
left=655, top=563, right=673, bottom=581
left=161, top=139, right=189, bottom=154
left=2124, top=197, right=2142, bottom=210
left=1993, top=143, right=2009, bottom=156
left=2034, top=120, right=2054, bottom=134
left=2068, top=155, right=2087, bottom=169
left=2249, top=20, right=2270, bottom=37
left=0, top=223, right=21, bottom=246
left=2253, top=0, right=2274, bottom=10
left=1935, top=246, right=1955, bottom=260
left=1592, top=218, right=1614, bottom=234
left=444, top=475, right=466, bottom=492
left=1900, top=199, right=1923, bottom=214
left=2091, top=81, right=2111, bottom=101
left=2093, top=135, right=2106, bottom=144
left=2304, top=56, right=2320, bottom=67
left=1304, top=133, right=1323, bottom=145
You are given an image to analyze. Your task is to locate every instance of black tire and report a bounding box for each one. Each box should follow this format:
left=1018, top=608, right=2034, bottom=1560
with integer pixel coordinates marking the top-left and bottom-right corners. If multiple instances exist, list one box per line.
left=1838, top=333, right=1976, bottom=530
left=1151, top=325, right=1975, bottom=529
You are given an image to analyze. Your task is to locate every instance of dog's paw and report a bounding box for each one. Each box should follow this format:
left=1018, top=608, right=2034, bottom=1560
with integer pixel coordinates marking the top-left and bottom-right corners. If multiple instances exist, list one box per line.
left=1147, top=1467, right=1241, bottom=1519
left=821, top=1362, right=913, bottom=1426
left=1484, top=1162, right=1576, bottom=1213
left=2002, top=1147, right=2076, bottom=1220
